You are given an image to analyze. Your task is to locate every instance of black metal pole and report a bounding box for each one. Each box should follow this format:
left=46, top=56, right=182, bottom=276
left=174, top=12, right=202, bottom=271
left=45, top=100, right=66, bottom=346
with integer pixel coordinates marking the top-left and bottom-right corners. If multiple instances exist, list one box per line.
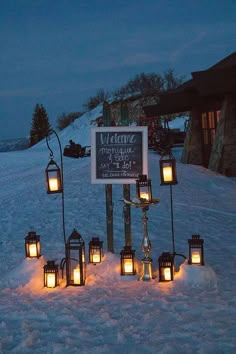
left=46, top=130, right=66, bottom=250
left=123, top=184, right=131, bottom=247
left=105, top=184, right=114, bottom=253
left=170, top=184, right=175, bottom=254
left=169, top=184, right=186, bottom=260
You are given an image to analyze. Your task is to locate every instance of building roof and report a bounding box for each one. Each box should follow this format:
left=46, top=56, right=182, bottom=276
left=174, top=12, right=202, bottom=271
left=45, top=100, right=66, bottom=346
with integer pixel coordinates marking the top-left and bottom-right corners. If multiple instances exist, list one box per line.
left=144, top=52, right=236, bottom=116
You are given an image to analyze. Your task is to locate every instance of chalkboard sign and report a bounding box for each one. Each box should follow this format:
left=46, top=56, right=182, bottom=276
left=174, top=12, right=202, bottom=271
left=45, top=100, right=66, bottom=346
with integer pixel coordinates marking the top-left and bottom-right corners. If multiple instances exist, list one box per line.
left=91, top=126, right=148, bottom=184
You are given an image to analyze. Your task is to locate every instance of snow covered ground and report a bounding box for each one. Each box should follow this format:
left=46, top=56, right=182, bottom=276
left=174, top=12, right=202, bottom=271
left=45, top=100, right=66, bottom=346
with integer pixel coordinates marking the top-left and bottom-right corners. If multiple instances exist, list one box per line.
left=0, top=107, right=236, bottom=353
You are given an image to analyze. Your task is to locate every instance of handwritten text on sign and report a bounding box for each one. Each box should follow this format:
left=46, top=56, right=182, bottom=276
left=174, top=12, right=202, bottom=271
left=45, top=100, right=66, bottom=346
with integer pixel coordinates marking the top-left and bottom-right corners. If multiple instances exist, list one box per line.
left=91, top=127, right=148, bottom=184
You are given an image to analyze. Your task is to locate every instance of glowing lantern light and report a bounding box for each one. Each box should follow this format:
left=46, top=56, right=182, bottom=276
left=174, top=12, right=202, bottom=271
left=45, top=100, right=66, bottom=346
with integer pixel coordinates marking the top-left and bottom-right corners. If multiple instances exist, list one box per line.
left=66, top=229, right=86, bottom=286
left=25, top=230, right=41, bottom=258
left=188, top=235, right=204, bottom=266
left=89, top=237, right=103, bottom=264
left=120, top=246, right=136, bottom=275
left=136, top=174, right=152, bottom=202
left=44, top=260, right=59, bottom=288
left=45, top=158, right=63, bottom=194
left=158, top=252, right=174, bottom=282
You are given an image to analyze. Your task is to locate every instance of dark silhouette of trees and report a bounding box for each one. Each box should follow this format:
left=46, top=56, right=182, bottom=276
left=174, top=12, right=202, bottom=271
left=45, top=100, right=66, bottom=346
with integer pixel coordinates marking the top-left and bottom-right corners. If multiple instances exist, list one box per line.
left=30, top=104, right=51, bottom=146
left=83, top=88, right=110, bottom=111
left=114, top=72, right=164, bottom=98
left=57, top=112, right=84, bottom=130
left=114, top=70, right=184, bottom=98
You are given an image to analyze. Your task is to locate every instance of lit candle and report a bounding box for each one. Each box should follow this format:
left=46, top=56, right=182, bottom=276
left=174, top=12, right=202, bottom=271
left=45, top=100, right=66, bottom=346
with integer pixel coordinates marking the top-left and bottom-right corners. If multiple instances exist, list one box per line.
left=163, top=166, right=173, bottom=182
left=164, top=268, right=171, bottom=281
left=74, top=268, right=81, bottom=285
left=124, top=260, right=133, bottom=273
left=140, top=191, right=149, bottom=201
left=92, top=254, right=100, bottom=263
left=29, top=243, right=37, bottom=257
left=192, top=251, right=201, bottom=264
left=47, top=274, right=56, bottom=288
left=49, top=178, right=59, bottom=191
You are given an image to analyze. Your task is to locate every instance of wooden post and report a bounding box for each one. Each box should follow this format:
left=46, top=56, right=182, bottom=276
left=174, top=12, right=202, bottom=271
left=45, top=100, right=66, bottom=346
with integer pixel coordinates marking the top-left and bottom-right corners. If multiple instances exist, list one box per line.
left=123, top=184, right=132, bottom=246
left=105, top=184, right=114, bottom=252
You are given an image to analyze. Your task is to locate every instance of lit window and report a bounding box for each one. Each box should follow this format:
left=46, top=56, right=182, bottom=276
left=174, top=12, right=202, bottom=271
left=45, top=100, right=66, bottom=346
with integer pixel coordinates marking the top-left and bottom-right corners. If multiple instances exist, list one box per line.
left=201, top=113, right=207, bottom=128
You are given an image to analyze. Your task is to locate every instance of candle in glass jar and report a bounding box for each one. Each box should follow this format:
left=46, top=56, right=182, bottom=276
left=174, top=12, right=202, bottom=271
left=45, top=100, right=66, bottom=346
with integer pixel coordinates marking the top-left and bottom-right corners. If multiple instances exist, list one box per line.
left=74, top=268, right=81, bottom=284
left=124, top=260, right=133, bottom=273
left=192, top=251, right=201, bottom=264
left=163, top=166, right=173, bottom=182
left=49, top=178, right=59, bottom=191
left=140, top=191, right=149, bottom=201
left=29, top=243, right=37, bottom=257
left=164, top=268, right=171, bottom=281
left=47, top=274, right=56, bottom=288
left=92, top=254, right=100, bottom=263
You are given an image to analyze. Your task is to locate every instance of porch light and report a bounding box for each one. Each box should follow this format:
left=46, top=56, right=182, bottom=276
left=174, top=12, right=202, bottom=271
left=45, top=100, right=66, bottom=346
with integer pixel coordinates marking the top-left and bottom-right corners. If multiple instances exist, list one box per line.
left=120, top=246, right=136, bottom=275
left=45, top=158, right=63, bottom=194
left=158, top=252, right=174, bottom=282
left=25, top=230, right=41, bottom=258
left=188, top=235, right=204, bottom=266
left=159, top=152, right=178, bottom=185
left=89, top=237, right=103, bottom=264
left=44, top=260, right=59, bottom=288
left=136, top=174, right=152, bottom=202
left=66, top=229, right=86, bottom=286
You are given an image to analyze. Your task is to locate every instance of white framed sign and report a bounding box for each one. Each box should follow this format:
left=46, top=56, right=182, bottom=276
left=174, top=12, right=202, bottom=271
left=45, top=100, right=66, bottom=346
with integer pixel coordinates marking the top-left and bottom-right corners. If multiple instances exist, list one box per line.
left=91, top=126, right=148, bottom=184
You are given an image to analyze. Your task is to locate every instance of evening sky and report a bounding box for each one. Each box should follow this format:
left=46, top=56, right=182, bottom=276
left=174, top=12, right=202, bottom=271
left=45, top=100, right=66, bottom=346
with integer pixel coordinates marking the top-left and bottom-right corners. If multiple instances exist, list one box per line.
left=0, top=0, right=235, bottom=139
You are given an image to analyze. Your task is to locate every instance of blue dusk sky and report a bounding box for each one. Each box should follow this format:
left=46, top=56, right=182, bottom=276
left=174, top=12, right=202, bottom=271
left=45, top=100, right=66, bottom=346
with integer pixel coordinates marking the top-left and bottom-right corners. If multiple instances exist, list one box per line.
left=0, top=0, right=235, bottom=139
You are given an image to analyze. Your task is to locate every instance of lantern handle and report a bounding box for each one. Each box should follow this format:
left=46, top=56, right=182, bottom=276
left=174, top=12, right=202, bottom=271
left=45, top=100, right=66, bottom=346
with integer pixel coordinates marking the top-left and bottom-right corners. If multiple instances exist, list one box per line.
left=46, top=131, right=54, bottom=158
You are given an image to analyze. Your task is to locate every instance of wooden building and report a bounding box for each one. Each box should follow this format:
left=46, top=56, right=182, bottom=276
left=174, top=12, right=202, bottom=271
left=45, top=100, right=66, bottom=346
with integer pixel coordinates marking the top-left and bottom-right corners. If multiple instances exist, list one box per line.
left=143, top=52, right=236, bottom=177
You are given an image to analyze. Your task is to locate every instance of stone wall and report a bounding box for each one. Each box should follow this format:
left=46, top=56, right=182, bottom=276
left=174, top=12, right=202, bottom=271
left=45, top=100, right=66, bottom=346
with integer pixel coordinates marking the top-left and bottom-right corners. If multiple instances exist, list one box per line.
left=209, top=94, right=236, bottom=176
left=181, top=106, right=203, bottom=165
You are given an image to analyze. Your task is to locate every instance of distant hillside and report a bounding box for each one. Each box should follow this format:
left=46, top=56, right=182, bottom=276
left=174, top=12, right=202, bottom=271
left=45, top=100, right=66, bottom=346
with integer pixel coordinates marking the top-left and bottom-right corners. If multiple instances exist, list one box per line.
left=0, top=137, right=30, bottom=152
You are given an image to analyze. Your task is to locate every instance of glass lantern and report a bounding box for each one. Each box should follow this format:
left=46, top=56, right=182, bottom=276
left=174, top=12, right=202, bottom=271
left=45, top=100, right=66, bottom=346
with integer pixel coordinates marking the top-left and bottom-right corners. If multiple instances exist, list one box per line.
left=158, top=252, right=174, bottom=282
left=159, top=152, right=178, bottom=185
left=120, top=246, right=136, bottom=275
left=44, top=260, right=59, bottom=288
left=66, top=229, right=86, bottom=286
left=89, top=237, right=103, bottom=264
left=136, top=174, right=152, bottom=202
left=45, top=158, right=63, bottom=194
left=25, top=230, right=41, bottom=258
left=188, top=235, right=204, bottom=266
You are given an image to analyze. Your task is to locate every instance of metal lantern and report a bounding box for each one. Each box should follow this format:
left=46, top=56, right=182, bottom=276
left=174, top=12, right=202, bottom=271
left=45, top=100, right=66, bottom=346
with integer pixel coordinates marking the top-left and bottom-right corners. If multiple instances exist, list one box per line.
left=120, top=246, right=136, bottom=275
left=25, top=230, right=41, bottom=258
left=136, top=174, right=152, bottom=202
left=44, top=260, right=59, bottom=288
left=45, top=158, right=63, bottom=194
left=159, top=152, right=178, bottom=185
left=188, top=235, right=204, bottom=266
left=89, top=237, right=103, bottom=264
left=158, top=252, right=174, bottom=282
left=66, top=229, right=86, bottom=286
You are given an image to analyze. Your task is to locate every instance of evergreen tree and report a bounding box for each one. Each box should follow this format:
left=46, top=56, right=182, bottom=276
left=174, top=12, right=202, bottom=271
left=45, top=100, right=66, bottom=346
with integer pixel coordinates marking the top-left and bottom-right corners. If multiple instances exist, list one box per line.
left=30, top=104, right=51, bottom=146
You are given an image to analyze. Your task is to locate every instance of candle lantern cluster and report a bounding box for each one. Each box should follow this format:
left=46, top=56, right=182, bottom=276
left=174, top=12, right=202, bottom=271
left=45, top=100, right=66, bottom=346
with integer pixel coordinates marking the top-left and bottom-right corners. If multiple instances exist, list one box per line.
left=89, top=237, right=103, bottom=264
left=66, top=229, right=86, bottom=286
left=120, top=246, right=136, bottom=275
left=45, top=158, right=63, bottom=194
left=44, top=260, right=59, bottom=288
left=188, top=234, right=204, bottom=266
left=25, top=230, right=41, bottom=258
